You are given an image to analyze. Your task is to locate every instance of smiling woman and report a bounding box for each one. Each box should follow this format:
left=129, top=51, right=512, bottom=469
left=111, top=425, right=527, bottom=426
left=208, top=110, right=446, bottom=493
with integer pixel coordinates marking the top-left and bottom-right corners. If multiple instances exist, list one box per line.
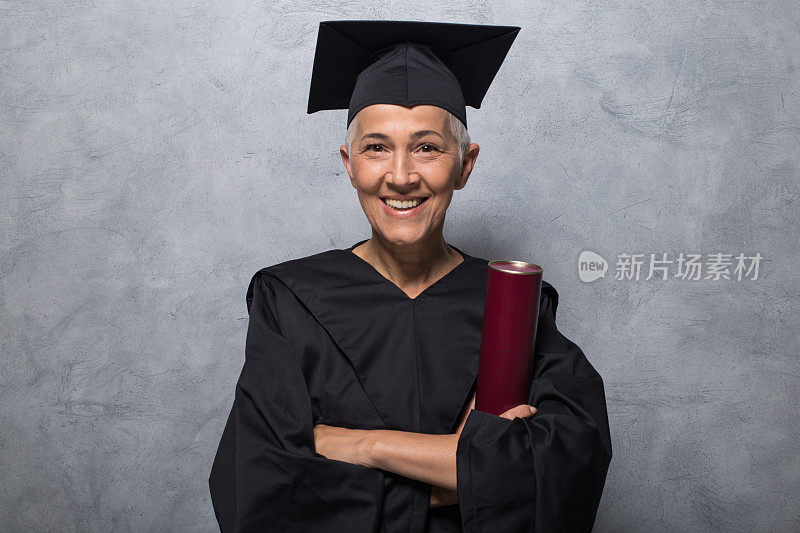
left=338, top=103, right=480, bottom=286
left=209, top=19, right=612, bottom=533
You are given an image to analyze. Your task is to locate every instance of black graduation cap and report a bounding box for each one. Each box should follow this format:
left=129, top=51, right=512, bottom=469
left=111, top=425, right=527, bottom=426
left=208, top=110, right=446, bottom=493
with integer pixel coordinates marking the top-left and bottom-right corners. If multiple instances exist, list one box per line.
left=307, top=20, right=521, bottom=128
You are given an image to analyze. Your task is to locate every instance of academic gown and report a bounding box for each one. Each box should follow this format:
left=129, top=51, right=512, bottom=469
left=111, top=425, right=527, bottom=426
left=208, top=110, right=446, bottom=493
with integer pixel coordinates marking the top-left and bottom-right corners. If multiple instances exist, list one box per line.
left=208, top=239, right=612, bottom=532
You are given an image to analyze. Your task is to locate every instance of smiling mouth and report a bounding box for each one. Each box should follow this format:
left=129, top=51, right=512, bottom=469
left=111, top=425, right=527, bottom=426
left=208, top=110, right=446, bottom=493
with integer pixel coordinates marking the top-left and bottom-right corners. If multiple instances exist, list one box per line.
left=381, top=197, right=429, bottom=210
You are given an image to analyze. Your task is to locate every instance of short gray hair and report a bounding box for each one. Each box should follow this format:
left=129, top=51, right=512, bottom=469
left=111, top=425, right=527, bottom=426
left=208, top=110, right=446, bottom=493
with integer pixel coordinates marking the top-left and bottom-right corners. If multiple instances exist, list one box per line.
left=345, top=108, right=471, bottom=170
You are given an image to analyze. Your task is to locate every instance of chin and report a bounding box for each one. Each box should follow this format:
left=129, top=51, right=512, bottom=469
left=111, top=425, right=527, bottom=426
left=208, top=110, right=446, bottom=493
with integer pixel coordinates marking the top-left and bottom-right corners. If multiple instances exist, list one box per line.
left=377, top=228, right=428, bottom=247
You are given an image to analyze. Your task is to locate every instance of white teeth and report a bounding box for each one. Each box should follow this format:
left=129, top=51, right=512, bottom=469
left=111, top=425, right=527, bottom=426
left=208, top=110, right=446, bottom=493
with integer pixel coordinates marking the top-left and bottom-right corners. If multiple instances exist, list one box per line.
left=384, top=198, right=424, bottom=209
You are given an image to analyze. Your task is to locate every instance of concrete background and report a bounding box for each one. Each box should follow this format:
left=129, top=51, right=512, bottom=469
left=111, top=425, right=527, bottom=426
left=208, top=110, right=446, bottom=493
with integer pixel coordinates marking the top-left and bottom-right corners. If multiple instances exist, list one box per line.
left=1, top=1, right=798, bottom=531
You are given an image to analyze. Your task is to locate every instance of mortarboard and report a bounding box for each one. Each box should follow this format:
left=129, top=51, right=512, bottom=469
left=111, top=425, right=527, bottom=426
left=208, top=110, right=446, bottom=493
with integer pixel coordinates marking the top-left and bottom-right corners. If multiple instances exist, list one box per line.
left=306, top=20, right=521, bottom=128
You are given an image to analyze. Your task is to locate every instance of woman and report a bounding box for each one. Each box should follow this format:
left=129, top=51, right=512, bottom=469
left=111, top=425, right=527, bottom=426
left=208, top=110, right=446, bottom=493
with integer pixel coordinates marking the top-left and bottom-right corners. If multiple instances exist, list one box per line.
left=209, top=20, right=612, bottom=532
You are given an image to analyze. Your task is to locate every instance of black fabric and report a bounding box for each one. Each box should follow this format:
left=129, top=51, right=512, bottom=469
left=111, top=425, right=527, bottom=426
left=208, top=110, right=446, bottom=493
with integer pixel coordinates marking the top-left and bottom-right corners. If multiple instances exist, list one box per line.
left=306, top=20, right=521, bottom=128
left=209, top=239, right=612, bottom=532
left=348, top=43, right=467, bottom=128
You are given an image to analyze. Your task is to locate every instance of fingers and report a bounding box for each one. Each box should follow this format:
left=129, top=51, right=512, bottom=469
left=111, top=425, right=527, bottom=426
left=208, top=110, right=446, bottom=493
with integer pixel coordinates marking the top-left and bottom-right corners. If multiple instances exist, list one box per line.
left=499, top=404, right=537, bottom=420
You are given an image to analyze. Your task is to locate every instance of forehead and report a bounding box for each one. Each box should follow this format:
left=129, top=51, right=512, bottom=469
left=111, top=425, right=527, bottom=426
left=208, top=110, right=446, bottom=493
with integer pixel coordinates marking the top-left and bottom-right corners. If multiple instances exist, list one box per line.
left=354, top=104, right=450, bottom=133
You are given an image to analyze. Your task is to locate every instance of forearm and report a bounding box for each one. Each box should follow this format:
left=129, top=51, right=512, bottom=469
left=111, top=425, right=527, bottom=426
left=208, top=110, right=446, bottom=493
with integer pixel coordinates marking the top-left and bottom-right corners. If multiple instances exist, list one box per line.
left=364, top=429, right=459, bottom=491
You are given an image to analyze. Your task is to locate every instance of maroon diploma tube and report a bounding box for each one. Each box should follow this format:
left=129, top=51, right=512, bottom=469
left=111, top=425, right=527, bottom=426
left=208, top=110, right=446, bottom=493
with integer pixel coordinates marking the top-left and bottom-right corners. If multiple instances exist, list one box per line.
left=475, top=260, right=543, bottom=416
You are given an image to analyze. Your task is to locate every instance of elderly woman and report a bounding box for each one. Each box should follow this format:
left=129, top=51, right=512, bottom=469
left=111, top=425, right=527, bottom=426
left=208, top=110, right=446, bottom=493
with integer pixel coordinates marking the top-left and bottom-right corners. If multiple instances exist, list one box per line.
left=209, top=20, right=612, bottom=533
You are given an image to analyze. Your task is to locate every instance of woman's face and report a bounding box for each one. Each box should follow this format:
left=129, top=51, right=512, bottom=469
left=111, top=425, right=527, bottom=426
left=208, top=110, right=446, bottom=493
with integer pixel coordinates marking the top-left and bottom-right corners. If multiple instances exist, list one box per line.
left=340, top=104, right=478, bottom=248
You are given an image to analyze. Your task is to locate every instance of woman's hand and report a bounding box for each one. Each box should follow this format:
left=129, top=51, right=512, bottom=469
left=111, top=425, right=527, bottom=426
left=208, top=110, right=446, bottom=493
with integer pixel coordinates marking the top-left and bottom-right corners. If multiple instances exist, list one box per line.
left=428, top=392, right=537, bottom=508
left=499, top=403, right=538, bottom=420
left=313, top=423, right=373, bottom=468
left=430, top=483, right=460, bottom=507
left=454, top=391, right=538, bottom=431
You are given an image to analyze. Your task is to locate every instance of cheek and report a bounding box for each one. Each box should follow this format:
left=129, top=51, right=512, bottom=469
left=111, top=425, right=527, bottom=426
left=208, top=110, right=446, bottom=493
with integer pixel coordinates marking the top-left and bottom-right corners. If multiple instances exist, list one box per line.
left=351, top=160, right=385, bottom=190
left=431, top=191, right=454, bottom=212
left=425, top=168, right=458, bottom=196
left=356, top=192, right=383, bottom=221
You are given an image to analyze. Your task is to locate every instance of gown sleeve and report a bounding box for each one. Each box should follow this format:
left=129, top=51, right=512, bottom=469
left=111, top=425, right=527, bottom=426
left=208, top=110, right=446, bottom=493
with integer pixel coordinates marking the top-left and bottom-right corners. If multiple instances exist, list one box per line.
left=208, top=273, right=384, bottom=533
left=455, top=284, right=613, bottom=532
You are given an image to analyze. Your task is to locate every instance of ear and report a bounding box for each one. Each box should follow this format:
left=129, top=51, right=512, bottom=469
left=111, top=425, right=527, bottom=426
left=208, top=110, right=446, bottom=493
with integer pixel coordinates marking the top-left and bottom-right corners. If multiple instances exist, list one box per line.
left=340, top=145, right=356, bottom=187
left=454, top=143, right=480, bottom=190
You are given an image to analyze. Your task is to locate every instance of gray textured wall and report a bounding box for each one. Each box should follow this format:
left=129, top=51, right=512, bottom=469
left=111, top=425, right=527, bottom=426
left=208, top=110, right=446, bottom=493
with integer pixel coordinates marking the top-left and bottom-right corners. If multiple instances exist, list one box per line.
left=1, top=1, right=798, bottom=531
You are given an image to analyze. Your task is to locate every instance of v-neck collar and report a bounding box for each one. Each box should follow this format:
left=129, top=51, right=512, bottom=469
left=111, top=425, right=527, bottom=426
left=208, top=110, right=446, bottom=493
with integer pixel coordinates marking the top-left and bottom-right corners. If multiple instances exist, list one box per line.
left=341, top=239, right=472, bottom=301
left=263, top=241, right=489, bottom=435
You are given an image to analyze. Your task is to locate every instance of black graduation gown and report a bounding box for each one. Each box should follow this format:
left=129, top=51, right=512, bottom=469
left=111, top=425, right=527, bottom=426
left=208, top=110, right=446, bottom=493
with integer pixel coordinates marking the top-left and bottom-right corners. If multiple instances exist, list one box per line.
left=209, top=239, right=612, bottom=532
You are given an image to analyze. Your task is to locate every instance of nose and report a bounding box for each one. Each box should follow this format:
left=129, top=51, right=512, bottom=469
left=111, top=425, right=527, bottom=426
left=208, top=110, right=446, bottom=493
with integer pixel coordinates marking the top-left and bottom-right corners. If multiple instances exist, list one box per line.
left=385, top=149, right=419, bottom=188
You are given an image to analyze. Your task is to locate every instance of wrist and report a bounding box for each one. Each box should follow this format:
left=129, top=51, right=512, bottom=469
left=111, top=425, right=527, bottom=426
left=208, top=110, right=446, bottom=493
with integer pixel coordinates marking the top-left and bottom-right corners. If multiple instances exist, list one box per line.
left=358, top=429, right=382, bottom=469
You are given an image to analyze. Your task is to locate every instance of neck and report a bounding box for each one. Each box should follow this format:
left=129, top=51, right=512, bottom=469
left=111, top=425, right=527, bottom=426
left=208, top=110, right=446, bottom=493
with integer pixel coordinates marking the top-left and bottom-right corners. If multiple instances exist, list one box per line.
left=355, top=229, right=463, bottom=294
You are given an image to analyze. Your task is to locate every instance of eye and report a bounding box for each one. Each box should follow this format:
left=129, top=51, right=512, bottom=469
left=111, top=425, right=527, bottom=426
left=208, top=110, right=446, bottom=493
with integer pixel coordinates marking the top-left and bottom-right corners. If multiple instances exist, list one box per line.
left=418, top=143, right=441, bottom=153
left=365, top=143, right=385, bottom=153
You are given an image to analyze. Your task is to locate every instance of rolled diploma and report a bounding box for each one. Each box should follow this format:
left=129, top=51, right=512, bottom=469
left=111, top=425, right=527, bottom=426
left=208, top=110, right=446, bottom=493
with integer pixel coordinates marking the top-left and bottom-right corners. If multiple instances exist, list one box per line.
left=475, top=260, right=543, bottom=416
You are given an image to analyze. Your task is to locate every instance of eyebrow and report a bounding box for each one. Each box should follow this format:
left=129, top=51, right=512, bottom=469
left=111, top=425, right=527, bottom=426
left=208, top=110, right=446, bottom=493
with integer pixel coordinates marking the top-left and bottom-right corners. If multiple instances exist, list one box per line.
left=360, top=130, right=445, bottom=142
left=360, top=132, right=390, bottom=142
left=410, top=130, right=444, bottom=141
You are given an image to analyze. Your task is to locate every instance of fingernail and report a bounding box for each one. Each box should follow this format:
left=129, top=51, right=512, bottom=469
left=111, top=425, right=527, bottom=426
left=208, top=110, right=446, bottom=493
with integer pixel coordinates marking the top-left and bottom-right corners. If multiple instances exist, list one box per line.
left=529, top=406, right=536, bottom=414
